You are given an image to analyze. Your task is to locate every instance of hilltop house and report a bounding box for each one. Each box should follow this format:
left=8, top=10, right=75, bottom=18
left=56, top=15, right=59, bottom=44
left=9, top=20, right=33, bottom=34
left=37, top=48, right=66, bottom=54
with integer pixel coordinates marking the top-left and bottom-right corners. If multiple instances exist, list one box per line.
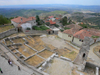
left=58, top=24, right=100, bottom=46
left=11, top=16, right=36, bottom=32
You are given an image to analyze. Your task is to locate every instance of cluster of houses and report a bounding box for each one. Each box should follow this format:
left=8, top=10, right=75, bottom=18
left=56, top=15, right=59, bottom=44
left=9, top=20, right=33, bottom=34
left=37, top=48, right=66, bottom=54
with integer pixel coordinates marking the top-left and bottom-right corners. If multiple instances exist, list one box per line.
left=11, top=16, right=61, bottom=32
left=58, top=24, right=100, bottom=46
left=11, top=16, right=100, bottom=47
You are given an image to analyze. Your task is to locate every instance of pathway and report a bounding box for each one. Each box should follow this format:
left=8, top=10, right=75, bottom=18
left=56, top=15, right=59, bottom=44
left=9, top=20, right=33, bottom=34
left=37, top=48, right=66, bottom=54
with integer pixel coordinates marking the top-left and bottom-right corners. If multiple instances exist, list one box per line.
left=0, top=44, right=35, bottom=75
left=0, top=56, right=31, bottom=75
left=88, top=42, right=100, bottom=66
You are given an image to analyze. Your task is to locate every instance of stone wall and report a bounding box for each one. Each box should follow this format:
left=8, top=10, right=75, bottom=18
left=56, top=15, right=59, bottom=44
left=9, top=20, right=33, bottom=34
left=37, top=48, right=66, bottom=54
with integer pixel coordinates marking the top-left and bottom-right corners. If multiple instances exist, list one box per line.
left=58, top=31, right=73, bottom=41
left=0, top=28, right=18, bottom=39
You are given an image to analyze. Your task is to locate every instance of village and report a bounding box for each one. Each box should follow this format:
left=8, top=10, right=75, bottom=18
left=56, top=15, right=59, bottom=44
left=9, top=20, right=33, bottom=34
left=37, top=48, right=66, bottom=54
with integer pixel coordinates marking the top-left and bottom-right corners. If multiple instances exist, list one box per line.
left=0, top=14, right=100, bottom=75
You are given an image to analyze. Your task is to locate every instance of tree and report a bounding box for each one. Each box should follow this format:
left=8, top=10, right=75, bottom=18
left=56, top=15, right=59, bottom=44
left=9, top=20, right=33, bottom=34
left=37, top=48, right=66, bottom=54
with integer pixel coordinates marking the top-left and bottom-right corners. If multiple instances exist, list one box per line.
left=46, top=22, right=50, bottom=26
left=36, top=15, right=40, bottom=22
left=61, top=16, right=67, bottom=26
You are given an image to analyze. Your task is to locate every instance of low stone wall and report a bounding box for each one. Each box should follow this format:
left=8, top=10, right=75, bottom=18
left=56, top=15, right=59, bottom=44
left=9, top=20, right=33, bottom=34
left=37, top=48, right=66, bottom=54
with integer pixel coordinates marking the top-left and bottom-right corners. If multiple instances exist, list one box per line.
left=23, top=30, right=47, bottom=35
left=86, top=62, right=100, bottom=68
left=0, top=28, right=17, bottom=39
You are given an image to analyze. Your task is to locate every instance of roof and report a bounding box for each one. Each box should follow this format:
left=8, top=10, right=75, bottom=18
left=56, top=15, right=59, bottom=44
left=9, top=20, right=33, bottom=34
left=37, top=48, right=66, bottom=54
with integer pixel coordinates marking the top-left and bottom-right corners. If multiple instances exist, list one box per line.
left=48, top=16, right=54, bottom=18
left=11, top=16, right=36, bottom=23
left=73, top=29, right=92, bottom=40
left=11, top=16, right=36, bottom=27
left=45, top=20, right=56, bottom=25
left=85, top=28, right=100, bottom=36
left=46, top=29, right=52, bottom=32
left=63, top=27, right=80, bottom=35
left=66, top=24, right=83, bottom=30
left=56, top=18, right=60, bottom=20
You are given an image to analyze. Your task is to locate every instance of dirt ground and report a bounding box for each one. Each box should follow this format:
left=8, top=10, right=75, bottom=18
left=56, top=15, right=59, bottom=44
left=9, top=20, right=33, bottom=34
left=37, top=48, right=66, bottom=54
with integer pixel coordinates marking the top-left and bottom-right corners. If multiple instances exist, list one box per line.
left=45, top=58, right=73, bottom=75
left=42, top=35, right=67, bottom=49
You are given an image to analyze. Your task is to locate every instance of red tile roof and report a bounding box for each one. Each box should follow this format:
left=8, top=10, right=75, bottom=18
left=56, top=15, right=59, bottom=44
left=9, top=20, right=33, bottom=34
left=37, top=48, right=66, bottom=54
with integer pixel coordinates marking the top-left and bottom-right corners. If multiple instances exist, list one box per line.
left=73, top=29, right=92, bottom=40
left=11, top=16, right=35, bottom=23
left=56, top=18, right=60, bottom=20
left=45, top=20, right=56, bottom=25
left=48, top=16, right=54, bottom=18
left=63, top=27, right=80, bottom=35
left=85, top=28, right=100, bottom=36
left=11, top=16, right=36, bottom=27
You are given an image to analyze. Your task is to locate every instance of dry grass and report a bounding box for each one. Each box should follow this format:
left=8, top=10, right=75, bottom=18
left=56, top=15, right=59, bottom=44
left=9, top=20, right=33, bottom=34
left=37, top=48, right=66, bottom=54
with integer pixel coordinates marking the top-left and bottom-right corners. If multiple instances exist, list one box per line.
left=46, top=44, right=56, bottom=50
left=55, top=49, right=71, bottom=56
left=12, top=38, right=25, bottom=44
left=25, top=37, right=45, bottom=51
left=33, top=36, right=45, bottom=46
left=94, top=46, right=100, bottom=52
left=18, top=45, right=36, bottom=57
left=25, top=55, right=44, bottom=66
left=1, top=40, right=5, bottom=44
left=8, top=46, right=14, bottom=50
left=25, top=37, right=35, bottom=46
left=5, top=40, right=12, bottom=45
left=15, top=53, right=21, bottom=57
left=63, top=51, right=77, bottom=61
left=38, top=50, right=53, bottom=59
left=0, top=25, right=14, bottom=33
left=9, top=33, right=26, bottom=37
left=33, top=45, right=44, bottom=51
left=12, top=50, right=17, bottom=53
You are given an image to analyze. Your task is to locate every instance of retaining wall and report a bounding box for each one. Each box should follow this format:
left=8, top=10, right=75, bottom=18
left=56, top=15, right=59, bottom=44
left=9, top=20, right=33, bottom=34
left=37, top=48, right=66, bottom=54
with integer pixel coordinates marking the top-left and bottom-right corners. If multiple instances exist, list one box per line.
left=0, top=28, right=17, bottom=39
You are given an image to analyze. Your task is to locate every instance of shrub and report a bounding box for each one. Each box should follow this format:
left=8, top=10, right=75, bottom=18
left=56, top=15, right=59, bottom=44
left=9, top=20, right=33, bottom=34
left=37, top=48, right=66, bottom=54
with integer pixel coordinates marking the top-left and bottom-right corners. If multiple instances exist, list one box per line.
left=26, top=27, right=31, bottom=30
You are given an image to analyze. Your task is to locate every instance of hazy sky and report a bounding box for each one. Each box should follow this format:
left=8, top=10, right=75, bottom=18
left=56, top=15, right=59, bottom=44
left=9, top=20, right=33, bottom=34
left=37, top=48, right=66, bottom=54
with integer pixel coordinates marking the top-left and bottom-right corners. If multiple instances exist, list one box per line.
left=0, top=0, right=100, bottom=6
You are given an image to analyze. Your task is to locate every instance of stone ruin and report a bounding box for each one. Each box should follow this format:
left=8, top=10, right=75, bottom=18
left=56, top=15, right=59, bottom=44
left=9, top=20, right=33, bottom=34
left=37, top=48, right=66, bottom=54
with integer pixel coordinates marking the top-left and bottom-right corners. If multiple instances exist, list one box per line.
left=74, top=37, right=92, bottom=71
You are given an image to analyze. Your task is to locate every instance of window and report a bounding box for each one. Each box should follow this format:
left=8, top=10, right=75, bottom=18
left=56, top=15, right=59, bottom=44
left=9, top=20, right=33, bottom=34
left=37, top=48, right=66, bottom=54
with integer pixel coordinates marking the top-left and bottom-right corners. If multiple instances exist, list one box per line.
left=68, top=35, right=71, bottom=37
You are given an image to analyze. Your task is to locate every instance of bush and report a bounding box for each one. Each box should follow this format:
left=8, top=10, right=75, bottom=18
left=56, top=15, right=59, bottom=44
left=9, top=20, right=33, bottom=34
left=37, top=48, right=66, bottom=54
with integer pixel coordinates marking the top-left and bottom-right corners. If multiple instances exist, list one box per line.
left=40, top=26, right=49, bottom=30
left=55, top=24, right=59, bottom=28
left=60, top=29, right=64, bottom=32
left=26, top=27, right=31, bottom=30
left=32, top=26, right=49, bottom=30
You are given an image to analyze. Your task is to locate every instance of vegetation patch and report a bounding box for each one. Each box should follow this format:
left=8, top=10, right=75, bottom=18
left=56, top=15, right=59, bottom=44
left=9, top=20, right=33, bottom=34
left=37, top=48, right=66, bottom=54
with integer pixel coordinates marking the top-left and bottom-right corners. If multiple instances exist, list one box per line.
left=32, top=26, right=49, bottom=30
left=92, top=36, right=99, bottom=38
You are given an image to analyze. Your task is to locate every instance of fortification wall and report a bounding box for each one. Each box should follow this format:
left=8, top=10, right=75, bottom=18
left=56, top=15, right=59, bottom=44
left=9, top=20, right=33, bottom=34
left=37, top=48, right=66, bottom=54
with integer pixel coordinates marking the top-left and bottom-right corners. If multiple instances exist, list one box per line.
left=0, top=28, right=18, bottom=39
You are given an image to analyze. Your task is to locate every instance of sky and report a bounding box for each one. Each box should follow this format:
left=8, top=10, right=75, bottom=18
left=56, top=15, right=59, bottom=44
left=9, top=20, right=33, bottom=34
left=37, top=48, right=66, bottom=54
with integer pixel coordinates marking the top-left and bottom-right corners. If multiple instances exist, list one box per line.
left=0, top=0, right=100, bottom=6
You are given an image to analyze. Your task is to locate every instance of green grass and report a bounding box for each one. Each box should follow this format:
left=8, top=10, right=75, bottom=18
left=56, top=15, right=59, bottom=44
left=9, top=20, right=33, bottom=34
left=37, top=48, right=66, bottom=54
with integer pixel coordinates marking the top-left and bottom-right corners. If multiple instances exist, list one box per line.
left=32, top=26, right=49, bottom=30
left=92, top=36, right=99, bottom=38
left=64, top=27, right=70, bottom=30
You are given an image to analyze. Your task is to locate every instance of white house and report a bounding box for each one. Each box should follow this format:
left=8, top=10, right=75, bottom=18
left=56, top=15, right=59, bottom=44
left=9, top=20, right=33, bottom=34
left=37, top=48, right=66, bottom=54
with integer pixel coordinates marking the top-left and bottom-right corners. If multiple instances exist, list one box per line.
left=11, top=16, right=36, bottom=32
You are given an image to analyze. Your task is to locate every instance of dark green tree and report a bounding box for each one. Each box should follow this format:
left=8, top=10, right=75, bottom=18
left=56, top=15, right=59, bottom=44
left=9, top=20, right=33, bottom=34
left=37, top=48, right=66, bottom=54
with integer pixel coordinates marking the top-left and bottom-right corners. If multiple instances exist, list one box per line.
left=61, top=16, right=67, bottom=26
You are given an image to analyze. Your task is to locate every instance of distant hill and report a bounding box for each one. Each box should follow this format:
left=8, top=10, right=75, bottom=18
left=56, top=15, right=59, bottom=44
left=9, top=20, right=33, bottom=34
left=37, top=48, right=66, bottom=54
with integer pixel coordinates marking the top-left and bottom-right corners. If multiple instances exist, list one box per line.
left=0, top=9, right=48, bottom=17
left=40, top=10, right=67, bottom=17
left=0, top=9, right=68, bottom=18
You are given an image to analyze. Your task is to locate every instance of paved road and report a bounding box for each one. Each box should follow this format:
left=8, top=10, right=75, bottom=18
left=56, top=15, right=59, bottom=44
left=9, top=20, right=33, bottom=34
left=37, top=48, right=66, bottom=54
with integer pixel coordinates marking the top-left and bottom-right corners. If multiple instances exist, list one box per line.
left=0, top=56, right=31, bottom=75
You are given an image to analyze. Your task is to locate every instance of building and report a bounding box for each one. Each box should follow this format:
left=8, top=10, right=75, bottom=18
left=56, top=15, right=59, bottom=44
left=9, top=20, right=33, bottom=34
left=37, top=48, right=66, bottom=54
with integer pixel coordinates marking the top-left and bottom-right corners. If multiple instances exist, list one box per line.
left=11, top=16, right=36, bottom=32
